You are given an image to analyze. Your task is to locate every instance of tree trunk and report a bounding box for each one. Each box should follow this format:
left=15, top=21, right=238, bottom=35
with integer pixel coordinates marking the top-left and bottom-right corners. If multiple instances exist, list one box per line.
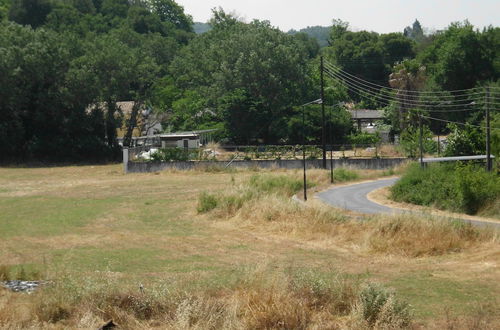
left=123, top=101, right=142, bottom=147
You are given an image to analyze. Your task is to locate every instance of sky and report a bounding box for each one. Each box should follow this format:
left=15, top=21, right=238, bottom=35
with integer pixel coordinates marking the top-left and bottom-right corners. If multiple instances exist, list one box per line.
left=176, top=0, right=499, bottom=33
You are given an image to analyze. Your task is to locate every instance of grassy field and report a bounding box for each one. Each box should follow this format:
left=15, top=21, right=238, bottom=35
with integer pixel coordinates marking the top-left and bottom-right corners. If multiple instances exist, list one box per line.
left=0, top=164, right=499, bottom=329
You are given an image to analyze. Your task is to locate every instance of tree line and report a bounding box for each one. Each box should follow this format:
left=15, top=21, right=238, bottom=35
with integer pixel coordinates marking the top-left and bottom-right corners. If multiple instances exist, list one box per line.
left=0, top=1, right=498, bottom=162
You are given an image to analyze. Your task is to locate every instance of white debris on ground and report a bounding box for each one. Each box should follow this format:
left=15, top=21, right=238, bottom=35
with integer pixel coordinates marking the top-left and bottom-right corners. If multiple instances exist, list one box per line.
left=203, top=149, right=220, bottom=158
left=1, top=280, right=49, bottom=293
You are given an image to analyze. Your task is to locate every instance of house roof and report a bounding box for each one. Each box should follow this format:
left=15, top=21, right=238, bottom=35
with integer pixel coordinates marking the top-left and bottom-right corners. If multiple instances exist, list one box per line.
left=349, top=110, right=384, bottom=120
left=124, top=129, right=219, bottom=141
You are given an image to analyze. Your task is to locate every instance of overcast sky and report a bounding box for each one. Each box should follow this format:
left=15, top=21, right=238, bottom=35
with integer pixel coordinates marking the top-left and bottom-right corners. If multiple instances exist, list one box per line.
left=176, top=0, right=499, bottom=33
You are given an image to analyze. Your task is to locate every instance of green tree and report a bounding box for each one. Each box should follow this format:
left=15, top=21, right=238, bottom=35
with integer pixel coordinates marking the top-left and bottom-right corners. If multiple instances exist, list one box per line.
left=72, top=35, right=158, bottom=148
left=0, top=0, right=10, bottom=20
left=8, top=0, right=54, bottom=28
left=444, top=123, right=485, bottom=157
left=404, top=19, right=424, bottom=42
left=419, top=21, right=498, bottom=91
left=168, top=11, right=312, bottom=143
left=490, top=112, right=500, bottom=158
left=101, top=0, right=129, bottom=18
left=400, top=125, right=436, bottom=157
left=149, top=0, right=192, bottom=32
left=72, top=0, right=95, bottom=14
left=0, top=23, right=112, bottom=160
left=324, top=26, right=414, bottom=101
left=287, top=105, right=353, bottom=145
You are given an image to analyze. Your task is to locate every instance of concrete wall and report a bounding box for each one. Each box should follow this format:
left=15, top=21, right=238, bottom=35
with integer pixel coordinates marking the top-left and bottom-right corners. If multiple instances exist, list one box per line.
left=125, top=158, right=408, bottom=173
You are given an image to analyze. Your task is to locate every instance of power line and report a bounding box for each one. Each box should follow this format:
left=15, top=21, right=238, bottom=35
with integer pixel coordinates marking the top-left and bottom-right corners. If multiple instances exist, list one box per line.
left=419, top=114, right=500, bottom=131
left=324, top=62, right=487, bottom=100
left=323, top=63, right=483, bottom=102
left=323, top=67, right=483, bottom=111
left=324, top=67, right=484, bottom=108
left=324, top=59, right=499, bottom=96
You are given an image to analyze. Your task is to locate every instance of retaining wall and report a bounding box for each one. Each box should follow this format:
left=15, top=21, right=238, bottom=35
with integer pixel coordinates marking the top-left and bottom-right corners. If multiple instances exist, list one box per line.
left=125, top=158, right=408, bottom=173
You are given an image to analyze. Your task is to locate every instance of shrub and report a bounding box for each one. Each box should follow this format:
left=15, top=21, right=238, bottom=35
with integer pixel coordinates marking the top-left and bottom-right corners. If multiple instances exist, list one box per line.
left=348, top=132, right=380, bottom=145
left=444, top=123, right=484, bottom=157
left=358, top=283, right=412, bottom=328
left=400, top=125, right=436, bottom=157
left=332, top=168, right=359, bottom=183
left=391, top=163, right=500, bottom=216
left=197, top=192, right=219, bottom=213
left=150, top=148, right=196, bottom=162
left=249, top=174, right=305, bottom=197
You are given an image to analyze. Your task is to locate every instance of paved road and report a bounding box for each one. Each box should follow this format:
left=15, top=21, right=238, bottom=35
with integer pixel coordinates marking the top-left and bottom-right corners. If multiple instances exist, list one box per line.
left=317, top=177, right=399, bottom=214
left=316, top=177, right=500, bottom=228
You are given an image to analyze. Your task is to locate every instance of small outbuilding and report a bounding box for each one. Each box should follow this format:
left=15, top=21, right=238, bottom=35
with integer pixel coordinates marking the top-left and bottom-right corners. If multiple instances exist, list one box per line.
left=349, top=109, right=384, bottom=131
left=122, top=129, right=218, bottom=149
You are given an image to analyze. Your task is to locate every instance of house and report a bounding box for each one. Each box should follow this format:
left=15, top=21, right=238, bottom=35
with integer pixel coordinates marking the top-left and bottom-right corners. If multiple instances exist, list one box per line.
left=87, top=101, right=165, bottom=139
left=348, top=109, right=384, bottom=132
left=123, top=129, right=218, bottom=149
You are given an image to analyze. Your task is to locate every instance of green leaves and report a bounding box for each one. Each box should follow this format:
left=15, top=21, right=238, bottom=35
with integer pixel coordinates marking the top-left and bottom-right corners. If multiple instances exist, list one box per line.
left=168, top=15, right=312, bottom=143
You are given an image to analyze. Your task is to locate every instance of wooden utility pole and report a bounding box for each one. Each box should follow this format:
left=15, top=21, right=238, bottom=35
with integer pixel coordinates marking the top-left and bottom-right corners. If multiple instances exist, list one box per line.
left=302, top=105, right=307, bottom=201
left=419, top=114, right=424, bottom=169
left=486, top=86, right=492, bottom=172
left=320, top=56, right=327, bottom=169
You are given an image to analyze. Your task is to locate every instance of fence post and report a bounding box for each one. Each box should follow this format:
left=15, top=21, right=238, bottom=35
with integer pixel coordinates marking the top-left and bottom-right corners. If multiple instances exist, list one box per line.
left=123, top=148, right=129, bottom=174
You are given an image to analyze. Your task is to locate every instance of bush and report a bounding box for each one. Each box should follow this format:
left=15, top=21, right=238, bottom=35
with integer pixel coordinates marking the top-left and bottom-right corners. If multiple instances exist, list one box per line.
left=348, top=132, right=380, bottom=145
left=444, top=123, right=484, bottom=157
left=150, top=148, right=198, bottom=162
left=391, top=163, right=500, bottom=215
left=332, top=168, right=359, bottom=183
left=400, top=125, right=436, bottom=158
left=249, top=174, right=305, bottom=197
left=358, top=283, right=412, bottom=328
left=197, top=192, right=219, bottom=213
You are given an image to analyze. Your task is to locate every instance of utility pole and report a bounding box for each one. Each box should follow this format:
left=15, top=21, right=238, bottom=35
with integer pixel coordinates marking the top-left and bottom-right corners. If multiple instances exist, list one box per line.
left=437, top=135, right=441, bottom=156
left=302, top=105, right=307, bottom=201
left=419, top=114, right=424, bottom=169
left=486, top=86, right=492, bottom=172
left=320, top=56, right=327, bottom=169
left=330, top=105, right=334, bottom=183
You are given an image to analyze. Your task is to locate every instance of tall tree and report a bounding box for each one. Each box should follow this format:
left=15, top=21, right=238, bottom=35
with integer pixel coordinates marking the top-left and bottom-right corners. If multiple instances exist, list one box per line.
left=149, top=0, right=192, bottom=32
left=404, top=19, right=424, bottom=42
left=419, top=21, right=498, bottom=91
left=168, top=11, right=312, bottom=143
left=8, top=0, right=54, bottom=28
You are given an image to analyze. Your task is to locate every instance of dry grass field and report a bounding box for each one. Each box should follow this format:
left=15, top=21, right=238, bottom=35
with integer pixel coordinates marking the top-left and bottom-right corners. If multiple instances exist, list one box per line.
left=0, top=164, right=498, bottom=329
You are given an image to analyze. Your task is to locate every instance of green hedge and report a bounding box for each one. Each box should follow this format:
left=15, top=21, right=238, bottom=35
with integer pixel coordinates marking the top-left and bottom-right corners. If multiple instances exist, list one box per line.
left=391, top=163, right=500, bottom=215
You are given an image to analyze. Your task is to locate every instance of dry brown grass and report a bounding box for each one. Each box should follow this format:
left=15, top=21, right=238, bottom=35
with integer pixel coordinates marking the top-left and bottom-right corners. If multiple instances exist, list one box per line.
left=205, top=180, right=497, bottom=258
left=0, top=264, right=413, bottom=329
left=367, top=215, right=498, bottom=257
left=1, top=165, right=499, bottom=328
left=425, top=302, right=500, bottom=330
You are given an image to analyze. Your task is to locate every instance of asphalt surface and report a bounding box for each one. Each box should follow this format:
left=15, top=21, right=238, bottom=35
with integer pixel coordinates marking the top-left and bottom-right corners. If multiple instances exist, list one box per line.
left=316, top=177, right=500, bottom=228
left=317, top=177, right=399, bottom=215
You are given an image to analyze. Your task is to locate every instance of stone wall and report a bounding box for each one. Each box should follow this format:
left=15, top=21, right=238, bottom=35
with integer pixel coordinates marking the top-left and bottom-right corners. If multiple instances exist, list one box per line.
left=125, top=158, right=408, bottom=173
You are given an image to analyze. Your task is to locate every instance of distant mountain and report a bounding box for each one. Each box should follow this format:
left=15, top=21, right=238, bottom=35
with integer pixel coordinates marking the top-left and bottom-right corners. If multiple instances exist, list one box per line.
left=288, top=26, right=331, bottom=48
left=193, top=22, right=211, bottom=34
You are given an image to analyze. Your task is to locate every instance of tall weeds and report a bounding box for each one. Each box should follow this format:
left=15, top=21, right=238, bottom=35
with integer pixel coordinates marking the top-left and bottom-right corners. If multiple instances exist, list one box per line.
left=0, top=265, right=413, bottom=329
left=198, top=172, right=497, bottom=257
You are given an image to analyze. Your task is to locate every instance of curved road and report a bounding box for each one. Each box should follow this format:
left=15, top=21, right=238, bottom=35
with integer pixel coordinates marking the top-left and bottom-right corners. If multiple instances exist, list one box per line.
left=316, top=177, right=499, bottom=228
left=317, top=177, right=399, bottom=215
